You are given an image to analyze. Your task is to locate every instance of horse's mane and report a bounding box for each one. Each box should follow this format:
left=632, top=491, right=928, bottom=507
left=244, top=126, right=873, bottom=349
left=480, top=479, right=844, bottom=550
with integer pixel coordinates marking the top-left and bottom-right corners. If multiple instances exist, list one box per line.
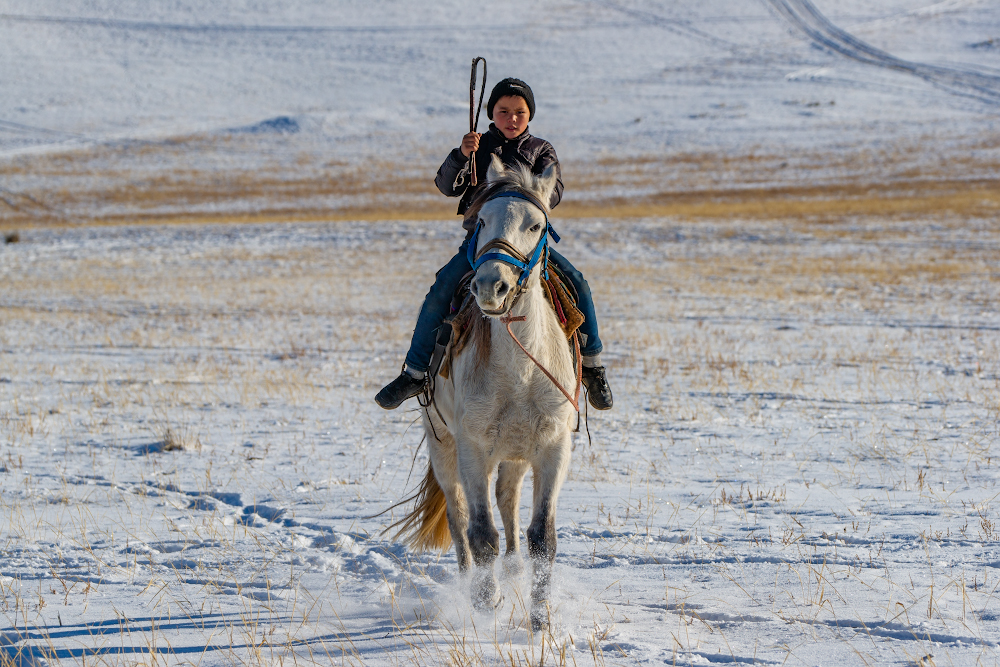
left=463, top=164, right=550, bottom=226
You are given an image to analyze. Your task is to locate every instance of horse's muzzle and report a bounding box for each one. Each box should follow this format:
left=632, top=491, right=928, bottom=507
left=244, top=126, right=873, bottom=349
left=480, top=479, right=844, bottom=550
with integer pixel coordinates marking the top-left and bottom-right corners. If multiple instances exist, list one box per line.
left=472, top=268, right=515, bottom=317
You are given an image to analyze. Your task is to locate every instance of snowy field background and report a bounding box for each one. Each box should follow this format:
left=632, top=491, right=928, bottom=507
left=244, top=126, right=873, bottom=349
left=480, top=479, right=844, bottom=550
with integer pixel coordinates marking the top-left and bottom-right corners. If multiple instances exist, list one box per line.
left=2, top=0, right=1000, bottom=222
left=2, top=1, right=1000, bottom=665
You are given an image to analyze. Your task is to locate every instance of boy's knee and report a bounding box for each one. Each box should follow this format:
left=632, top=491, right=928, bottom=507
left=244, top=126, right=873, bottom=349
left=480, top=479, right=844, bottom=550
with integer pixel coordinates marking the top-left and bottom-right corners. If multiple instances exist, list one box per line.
left=428, top=247, right=472, bottom=300
left=570, top=270, right=591, bottom=295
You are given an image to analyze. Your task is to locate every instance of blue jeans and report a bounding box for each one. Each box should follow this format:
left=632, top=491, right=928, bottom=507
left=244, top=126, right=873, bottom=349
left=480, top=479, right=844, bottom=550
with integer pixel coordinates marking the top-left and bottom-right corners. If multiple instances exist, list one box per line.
left=404, top=240, right=603, bottom=372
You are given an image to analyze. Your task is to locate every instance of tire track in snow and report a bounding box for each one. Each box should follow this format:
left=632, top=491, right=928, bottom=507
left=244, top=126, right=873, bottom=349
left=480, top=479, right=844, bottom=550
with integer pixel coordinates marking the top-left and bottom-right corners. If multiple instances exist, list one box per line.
left=0, top=13, right=634, bottom=35
left=764, top=0, right=1000, bottom=103
left=594, top=1, right=736, bottom=49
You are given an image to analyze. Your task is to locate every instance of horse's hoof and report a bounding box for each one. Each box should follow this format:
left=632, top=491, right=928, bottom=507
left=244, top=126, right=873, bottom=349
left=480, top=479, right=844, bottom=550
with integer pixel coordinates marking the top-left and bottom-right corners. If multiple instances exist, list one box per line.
left=471, top=573, right=499, bottom=611
left=529, top=606, right=550, bottom=633
left=472, top=589, right=502, bottom=611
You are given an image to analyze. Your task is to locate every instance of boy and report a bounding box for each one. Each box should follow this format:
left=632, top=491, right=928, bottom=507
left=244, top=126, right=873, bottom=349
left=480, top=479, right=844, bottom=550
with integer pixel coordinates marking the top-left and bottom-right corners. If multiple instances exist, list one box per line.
left=375, top=78, right=613, bottom=410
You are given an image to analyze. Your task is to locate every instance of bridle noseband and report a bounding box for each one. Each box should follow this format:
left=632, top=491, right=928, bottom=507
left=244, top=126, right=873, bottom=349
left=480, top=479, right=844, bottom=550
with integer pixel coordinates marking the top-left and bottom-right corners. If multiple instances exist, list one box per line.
left=466, top=190, right=561, bottom=294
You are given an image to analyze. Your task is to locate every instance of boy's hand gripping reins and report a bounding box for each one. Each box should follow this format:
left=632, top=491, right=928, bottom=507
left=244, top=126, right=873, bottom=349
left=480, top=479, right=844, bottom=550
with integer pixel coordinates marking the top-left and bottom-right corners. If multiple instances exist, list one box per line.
left=469, top=57, right=487, bottom=186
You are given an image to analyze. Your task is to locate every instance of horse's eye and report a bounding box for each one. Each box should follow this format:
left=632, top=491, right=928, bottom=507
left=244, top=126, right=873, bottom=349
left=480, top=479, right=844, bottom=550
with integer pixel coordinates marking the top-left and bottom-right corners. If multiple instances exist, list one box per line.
left=529, top=223, right=541, bottom=233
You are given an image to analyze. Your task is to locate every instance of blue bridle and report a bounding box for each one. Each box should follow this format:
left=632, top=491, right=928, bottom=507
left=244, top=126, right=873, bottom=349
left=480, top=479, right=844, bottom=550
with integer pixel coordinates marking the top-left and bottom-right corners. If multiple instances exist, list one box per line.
left=466, top=191, right=561, bottom=289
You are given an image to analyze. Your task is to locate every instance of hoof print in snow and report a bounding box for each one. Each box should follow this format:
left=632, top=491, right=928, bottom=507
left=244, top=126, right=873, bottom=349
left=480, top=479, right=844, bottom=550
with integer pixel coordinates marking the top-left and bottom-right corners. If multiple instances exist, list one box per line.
left=241, top=505, right=285, bottom=525
left=187, top=498, right=216, bottom=511
left=205, top=491, right=242, bottom=506
left=134, top=442, right=168, bottom=455
left=242, top=589, right=281, bottom=603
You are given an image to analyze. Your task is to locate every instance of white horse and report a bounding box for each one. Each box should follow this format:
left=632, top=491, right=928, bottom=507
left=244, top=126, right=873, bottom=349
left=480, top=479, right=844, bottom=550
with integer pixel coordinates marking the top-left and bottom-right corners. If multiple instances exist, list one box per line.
left=393, top=155, right=577, bottom=631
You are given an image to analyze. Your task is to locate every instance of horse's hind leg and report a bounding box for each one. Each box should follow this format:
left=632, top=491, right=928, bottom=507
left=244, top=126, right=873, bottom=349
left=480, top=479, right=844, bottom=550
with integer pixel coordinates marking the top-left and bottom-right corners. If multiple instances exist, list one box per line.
left=526, top=437, right=571, bottom=632
left=496, top=460, right=529, bottom=577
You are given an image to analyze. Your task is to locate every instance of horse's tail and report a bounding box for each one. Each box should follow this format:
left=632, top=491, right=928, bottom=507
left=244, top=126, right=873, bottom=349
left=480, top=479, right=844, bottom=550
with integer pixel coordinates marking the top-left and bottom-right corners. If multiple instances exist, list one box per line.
left=387, top=461, right=452, bottom=552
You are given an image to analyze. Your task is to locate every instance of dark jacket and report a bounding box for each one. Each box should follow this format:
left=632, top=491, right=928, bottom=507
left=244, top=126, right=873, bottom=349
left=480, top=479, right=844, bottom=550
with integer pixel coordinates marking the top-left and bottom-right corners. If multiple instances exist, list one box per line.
left=435, top=124, right=564, bottom=229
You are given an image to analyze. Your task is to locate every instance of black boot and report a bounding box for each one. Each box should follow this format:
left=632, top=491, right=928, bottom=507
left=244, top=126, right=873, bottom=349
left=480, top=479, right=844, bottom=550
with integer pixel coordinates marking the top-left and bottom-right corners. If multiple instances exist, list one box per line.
left=374, top=371, right=426, bottom=410
left=581, top=366, right=613, bottom=410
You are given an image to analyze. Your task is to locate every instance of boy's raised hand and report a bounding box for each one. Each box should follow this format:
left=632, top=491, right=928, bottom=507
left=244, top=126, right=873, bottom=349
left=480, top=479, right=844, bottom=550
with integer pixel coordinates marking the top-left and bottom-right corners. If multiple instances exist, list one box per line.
left=460, top=132, right=481, bottom=158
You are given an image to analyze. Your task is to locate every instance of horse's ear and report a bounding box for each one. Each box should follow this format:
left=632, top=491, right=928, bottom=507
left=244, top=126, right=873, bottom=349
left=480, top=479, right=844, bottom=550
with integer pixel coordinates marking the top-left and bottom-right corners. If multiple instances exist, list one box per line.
left=536, top=164, right=559, bottom=205
left=486, top=154, right=505, bottom=182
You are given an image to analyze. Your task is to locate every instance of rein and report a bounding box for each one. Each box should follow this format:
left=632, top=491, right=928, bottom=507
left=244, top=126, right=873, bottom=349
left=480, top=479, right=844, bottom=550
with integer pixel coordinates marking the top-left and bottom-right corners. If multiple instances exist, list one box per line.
left=500, top=314, right=582, bottom=412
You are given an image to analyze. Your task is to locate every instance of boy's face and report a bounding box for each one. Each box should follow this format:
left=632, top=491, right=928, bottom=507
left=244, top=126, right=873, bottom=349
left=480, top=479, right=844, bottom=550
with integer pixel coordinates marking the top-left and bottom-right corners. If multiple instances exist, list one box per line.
left=493, top=95, right=530, bottom=139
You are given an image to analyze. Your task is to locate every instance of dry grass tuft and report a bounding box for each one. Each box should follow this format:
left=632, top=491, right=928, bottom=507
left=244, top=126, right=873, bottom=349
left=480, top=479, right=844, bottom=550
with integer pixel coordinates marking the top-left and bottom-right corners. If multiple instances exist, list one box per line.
left=159, top=426, right=200, bottom=453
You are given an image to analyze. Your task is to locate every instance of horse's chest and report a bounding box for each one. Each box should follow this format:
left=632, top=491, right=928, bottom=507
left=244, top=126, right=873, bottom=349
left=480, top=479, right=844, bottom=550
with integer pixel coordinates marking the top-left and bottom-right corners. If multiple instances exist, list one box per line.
left=452, top=315, right=573, bottom=458
left=461, top=396, right=559, bottom=458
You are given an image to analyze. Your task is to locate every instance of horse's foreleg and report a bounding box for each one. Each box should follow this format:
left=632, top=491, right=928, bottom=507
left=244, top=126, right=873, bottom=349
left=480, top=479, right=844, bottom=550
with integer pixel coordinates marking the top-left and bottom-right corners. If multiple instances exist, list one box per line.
left=496, top=459, right=530, bottom=580
left=443, top=483, right=472, bottom=572
left=496, top=460, right=529, bottom=556
left=526, top=437, right=571, bottom=631
left=459, top=447, right=500, bottom=609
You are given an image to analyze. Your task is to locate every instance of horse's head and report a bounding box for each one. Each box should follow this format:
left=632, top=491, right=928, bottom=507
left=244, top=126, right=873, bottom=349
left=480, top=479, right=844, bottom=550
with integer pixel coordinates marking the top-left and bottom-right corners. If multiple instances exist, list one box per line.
left=466, top=155, right=560, bottom=317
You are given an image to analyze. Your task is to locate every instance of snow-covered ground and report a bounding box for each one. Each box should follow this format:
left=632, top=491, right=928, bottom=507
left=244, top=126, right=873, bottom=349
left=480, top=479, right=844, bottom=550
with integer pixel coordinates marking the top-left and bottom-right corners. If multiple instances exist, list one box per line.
left=2, top=214, right=998, bottom=665
left=3, top=0, right=999, bottom=155
left=2, top=0, right=1000, bottom=222
left=2, top=1, right=1000, bottom=665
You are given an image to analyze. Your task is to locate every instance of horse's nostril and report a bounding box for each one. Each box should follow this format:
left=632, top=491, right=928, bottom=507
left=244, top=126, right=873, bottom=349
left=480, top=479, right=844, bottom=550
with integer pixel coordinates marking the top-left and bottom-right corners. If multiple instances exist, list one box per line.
left=472, top=278, right=489, bottom=297
left=496, top=281, right=509, bottom=297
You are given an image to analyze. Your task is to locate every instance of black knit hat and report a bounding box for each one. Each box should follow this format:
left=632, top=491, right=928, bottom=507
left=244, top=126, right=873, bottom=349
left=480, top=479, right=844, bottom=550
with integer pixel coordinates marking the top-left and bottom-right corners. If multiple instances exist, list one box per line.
left=486, top=78, right=535, bottom=120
